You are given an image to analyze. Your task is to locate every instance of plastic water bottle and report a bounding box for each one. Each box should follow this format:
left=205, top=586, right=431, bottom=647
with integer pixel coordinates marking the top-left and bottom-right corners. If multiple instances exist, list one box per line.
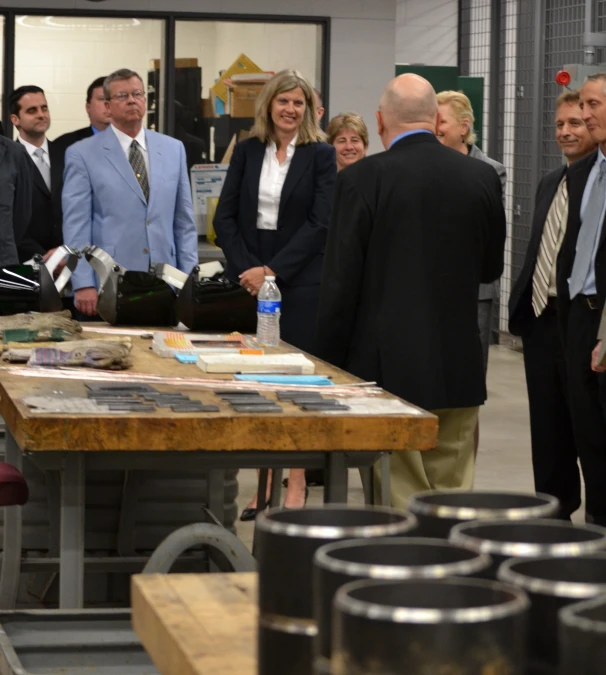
left=257, top=276, right=281, bottom=347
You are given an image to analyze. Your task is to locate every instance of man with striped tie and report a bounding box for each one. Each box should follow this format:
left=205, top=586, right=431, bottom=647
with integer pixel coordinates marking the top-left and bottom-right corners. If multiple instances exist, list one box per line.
left=62, top=68, right=198, bottom=317
left=509, top=90, right=596, bottom=520
left=557, top=74, right=606, bottom=527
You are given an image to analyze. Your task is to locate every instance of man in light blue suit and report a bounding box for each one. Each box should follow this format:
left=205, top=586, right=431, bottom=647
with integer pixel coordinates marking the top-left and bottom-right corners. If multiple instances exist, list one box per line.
left=62, top=68, right=198, bottom=316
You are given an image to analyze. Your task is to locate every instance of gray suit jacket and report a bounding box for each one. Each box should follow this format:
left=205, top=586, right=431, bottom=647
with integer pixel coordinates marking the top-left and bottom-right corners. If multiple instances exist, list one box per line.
left=469, top=144, right=507, bottom=301
left=0, top=137, right=33, bottom=266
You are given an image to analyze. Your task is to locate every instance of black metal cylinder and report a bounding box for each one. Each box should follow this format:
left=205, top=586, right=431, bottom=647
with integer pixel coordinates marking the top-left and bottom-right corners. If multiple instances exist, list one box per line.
left=498, top=553, right=606, bottom=672
left=313, top=536, right=492, bottom=671
left=408, top=490, right=559, bottom=538
left=559, top=595, right=606, bottom=675
left=255, top=506, right=417, bottom=675
left=332, top=577, right=529, bottom=675
left=450, top=519, right=606, bottom=579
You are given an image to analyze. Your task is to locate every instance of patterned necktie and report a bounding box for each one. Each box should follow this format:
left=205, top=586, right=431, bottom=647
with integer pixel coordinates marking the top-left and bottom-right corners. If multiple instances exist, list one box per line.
left=33, top=147, right=51, bottom=191
left=532, top=177, right=568, bottom=316
left=569, top=159, right=606, bottom=299
left=129, top=140, right=150, bottom=202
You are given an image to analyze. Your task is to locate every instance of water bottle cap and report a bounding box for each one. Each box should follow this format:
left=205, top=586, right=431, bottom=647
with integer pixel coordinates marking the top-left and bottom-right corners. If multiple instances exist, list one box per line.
left=264, top=275, right=276, bottom=281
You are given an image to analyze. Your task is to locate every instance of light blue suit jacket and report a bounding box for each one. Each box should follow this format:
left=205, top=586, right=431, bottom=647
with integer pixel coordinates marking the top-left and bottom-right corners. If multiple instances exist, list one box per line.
left=62, top=126, right=199, bottom=291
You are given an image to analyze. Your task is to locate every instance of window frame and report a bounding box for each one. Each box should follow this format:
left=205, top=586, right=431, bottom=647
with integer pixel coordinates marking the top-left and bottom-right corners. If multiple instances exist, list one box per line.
left=1, top=8, right=330, bottom=139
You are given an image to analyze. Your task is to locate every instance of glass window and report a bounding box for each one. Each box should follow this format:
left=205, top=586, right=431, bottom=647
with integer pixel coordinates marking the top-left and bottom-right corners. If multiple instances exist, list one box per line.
left=0, top=15, right=4, bottom=133
left=14, top=15, right=164, bottom=140
left=174, top=19, right=324, bottom=238
left=174, top=20, right=323, bottom=164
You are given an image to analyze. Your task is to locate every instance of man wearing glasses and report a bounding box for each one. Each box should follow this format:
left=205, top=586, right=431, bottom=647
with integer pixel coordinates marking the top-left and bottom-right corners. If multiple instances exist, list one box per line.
left=62, top=68, right=198, bottom=317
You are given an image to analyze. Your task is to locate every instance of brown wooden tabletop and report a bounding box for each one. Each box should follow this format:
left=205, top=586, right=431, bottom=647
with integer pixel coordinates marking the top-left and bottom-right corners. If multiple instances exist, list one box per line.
left=0, top=327, right=437, bottom=453
left=132, top=573, right=257, bottom=675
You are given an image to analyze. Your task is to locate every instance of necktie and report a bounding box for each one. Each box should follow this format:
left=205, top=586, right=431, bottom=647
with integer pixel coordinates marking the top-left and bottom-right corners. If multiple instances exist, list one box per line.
left=129, top=140, right=150, bottom=202
left=532, top=178, right=568, bottom=316
left=569, top=159, right=606, bottom=299
left=33, top=147, right=51, bottom=191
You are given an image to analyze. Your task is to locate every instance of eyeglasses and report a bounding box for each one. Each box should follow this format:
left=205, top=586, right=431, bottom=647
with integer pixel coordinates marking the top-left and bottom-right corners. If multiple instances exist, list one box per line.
left=109, top=90, right=146, bottom=102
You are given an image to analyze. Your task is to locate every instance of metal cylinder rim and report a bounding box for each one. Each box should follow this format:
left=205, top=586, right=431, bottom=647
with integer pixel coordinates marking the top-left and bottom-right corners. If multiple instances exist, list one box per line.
left=498, top=554, right=606, bottom=599
left=256, top=506, right=417, bottom=540
left=559, top=595, right=606, bottom=633
left=334, top=577, right=529, bottom=625
left=450, top=518, right=606, bottom=558
left=408, top=490, right=559, bottom=522
left=314, top=536, right=492, bottom=580
left=259, top=613, right=318, bottom=636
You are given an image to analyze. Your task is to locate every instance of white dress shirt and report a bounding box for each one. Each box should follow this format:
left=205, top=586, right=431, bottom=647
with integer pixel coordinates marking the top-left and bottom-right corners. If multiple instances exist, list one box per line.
left=256, top=136, right=297, bottom=230
left=111, top=124, right=150, bottom=178
left=19, top=136, right=50, bottom=167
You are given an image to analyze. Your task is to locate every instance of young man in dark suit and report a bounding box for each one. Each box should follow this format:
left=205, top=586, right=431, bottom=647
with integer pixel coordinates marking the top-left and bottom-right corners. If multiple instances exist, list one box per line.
left=9, top=86, right=63, bottom=263
left=0, top=136, right=33, bottom=266
left=509, top=90, right=596, bottom=520
left=556, top=73, right=606, bottom=527
left=315, top=74, right=506, bottom=508
left=53, top=77, right=110, bottom=154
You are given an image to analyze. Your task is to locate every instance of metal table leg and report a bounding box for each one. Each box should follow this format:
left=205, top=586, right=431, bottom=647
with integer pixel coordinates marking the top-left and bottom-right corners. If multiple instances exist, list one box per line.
left=380, top=453, right=391, bottom=507
left=0, top=429, right=23, bottom=608
left=207, top=469, right=225, bottom=526
left=324, top=453, right=348, bottom=504
left=59, top=453, right=85, bottom=609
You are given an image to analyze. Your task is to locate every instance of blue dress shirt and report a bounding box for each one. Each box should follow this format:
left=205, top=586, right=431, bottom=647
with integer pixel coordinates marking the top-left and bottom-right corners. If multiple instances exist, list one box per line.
left=389, top=129, right=433, bottom=149
left=575, top=147, right=606, bottom=295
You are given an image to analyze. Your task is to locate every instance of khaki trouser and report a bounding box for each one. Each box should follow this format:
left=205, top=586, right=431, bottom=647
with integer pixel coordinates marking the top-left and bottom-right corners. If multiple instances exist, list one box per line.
left=374, top=406, right=480, bottom=510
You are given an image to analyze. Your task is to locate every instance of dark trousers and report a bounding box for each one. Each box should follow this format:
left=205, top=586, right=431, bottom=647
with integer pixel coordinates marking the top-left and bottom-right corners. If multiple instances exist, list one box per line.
left=523, top=305, right=580, bottom=519
left=566, top=296, right=606, bottom=525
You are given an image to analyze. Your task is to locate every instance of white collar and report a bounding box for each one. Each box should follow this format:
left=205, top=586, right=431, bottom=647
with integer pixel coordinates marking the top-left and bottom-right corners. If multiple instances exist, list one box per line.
left=268, top=134, right=297, bottom=154
left=111, top=123, right=147, bottom=152
left=19, top=136, right=49, bottom=158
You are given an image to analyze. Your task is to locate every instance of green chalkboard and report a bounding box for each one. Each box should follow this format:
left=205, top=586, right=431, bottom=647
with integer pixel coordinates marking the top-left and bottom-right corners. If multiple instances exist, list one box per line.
left=394, top=65, right=485, bottom=150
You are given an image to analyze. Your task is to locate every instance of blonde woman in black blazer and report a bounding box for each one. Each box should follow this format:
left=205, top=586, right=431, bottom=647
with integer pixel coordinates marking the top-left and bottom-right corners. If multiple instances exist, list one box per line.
left=214, top=69, right=336, bottom=518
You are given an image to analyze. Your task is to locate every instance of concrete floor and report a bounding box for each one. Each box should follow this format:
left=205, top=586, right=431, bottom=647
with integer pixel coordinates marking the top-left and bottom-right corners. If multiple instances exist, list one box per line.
left=235, top=345, right=585, bottom=549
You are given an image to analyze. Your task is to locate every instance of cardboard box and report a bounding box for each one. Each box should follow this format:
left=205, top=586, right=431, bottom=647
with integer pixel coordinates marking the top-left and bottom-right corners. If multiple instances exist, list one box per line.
left=202, top=98, right=217, bottom=119
left=190, top=164, right=229, bottom=235
left=230, top=83, right=264, bottom=118
left=149, top=58, right=199, bottom=70
left=210, top=53, right=263, bottom=103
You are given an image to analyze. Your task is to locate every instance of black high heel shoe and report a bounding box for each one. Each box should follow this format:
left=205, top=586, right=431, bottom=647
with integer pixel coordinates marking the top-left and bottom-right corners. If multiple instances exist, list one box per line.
left=283, top=487, right=309, bottom=510
left=240, top=504, right=268, bottom=522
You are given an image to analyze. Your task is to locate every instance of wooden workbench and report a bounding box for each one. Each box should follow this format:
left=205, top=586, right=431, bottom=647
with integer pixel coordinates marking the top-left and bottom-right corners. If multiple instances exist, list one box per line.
left=0, top=332, right=437, bottom=453
left=132, top=573, right=257, bottom=675
left=0, top=327, right=437, bottom=609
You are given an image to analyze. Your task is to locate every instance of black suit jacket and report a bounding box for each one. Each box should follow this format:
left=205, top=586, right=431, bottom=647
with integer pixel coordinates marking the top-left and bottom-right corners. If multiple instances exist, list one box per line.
left=213, top=137, right=337, bottom=286
left=556, top=150, right=606, bottom=342
left=53, top=126, right=94, bottom=157
left=509, top=165, right=566, bottom=337
left=17, top=139, right=64, bottom=261
left=315, top=133, right=506, bottom=411
left=0, top=137, right=33, bottom=266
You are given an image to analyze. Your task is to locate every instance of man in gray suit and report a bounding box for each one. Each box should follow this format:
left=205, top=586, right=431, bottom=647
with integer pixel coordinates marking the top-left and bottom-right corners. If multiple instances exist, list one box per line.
left=0, top=136, right=33, bottom=266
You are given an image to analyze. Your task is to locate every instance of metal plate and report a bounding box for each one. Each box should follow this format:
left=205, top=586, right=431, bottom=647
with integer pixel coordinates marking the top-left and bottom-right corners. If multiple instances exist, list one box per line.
left=0, top=609, right=159, bottom=674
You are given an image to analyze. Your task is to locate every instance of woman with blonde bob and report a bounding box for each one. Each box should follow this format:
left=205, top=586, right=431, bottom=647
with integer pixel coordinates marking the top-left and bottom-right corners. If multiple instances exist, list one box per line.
left=436, top=90, right=506, bottom=374
left=326, top=112, right=369, bottom=171
left=437, top=90, right=506, bottom=455
left=214, top=69, right=337, bottom=518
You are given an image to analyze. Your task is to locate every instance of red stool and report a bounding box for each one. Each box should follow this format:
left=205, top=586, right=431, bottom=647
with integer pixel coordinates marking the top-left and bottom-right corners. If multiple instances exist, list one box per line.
left=0, top=462, right=28, bottom=506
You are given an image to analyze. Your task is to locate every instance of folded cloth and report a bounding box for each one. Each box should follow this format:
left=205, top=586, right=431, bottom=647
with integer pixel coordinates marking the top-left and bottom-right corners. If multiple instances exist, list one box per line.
left=3, top=339, right=132, bottom=364
left=0, top=311, right=82, bottom=340
left=27, top=342, right=132, bottom=370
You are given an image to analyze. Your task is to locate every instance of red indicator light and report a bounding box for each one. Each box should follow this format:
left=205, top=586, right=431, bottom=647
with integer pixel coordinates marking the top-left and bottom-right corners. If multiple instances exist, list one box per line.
left=556, top=70, right=571, bottom=86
